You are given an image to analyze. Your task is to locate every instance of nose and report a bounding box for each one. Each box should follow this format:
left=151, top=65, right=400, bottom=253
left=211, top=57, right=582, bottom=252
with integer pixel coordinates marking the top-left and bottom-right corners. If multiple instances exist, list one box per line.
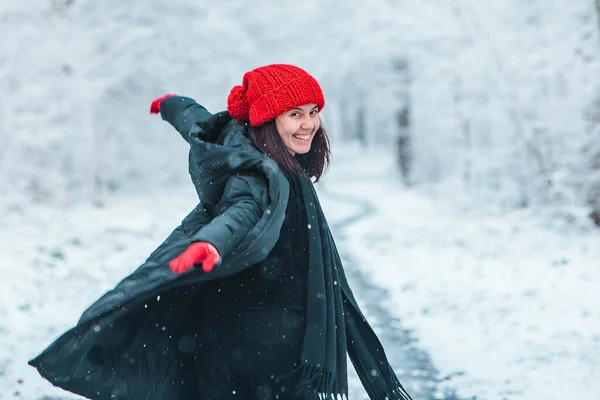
left=301, top=117, right=314, bottom=131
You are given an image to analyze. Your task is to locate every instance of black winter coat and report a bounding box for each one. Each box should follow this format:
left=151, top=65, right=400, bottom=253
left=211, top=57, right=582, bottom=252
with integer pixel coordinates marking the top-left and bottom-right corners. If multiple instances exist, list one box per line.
left=28, top=99, right=295, bottom=399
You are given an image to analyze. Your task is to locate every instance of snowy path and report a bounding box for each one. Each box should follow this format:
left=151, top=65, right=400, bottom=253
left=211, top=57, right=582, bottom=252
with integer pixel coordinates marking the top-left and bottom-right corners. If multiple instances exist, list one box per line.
left=320, top=179, right=467, bottom=400
left=321, top=145, right=600, bottom=400
left=2, top=146, right=600, bottom=400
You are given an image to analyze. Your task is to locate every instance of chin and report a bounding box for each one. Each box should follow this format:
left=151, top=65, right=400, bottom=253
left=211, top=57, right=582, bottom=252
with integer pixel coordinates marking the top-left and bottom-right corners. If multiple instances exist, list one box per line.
left=288, top=135, right=314, bottom=155
left=293, top=147, right=311, bottom=155
left=291, top=139, right=314, bottom=155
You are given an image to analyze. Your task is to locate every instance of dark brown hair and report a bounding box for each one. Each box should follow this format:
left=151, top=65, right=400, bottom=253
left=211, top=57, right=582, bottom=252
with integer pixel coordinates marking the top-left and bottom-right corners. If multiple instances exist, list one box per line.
left=249, top=119, right=331, bottom=182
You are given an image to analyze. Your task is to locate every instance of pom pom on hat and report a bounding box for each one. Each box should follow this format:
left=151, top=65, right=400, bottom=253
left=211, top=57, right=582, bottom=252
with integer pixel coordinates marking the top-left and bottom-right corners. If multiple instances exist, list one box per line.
left=227, top=84, right=250, bottom=122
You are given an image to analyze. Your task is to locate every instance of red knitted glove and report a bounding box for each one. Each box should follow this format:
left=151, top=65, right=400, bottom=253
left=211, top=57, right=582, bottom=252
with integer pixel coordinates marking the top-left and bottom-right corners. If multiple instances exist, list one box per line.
left=149, top=93, right=177, bottom=114
left=169, top=242, right=221, bottom=274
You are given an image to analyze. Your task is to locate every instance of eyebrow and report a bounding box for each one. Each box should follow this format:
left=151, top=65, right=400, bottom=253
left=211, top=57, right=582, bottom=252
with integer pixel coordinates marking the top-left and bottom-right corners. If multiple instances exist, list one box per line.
left=292, top=106, right=319, bottom=111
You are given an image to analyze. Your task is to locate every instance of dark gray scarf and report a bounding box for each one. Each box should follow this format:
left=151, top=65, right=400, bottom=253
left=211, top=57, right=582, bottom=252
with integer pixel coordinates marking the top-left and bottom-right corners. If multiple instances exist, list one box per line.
left=282, top=175, right=413, bottom=400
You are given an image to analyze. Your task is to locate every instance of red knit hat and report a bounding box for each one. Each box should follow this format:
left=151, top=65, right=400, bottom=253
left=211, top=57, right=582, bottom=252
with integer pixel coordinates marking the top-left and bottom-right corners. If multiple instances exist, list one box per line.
left=227, top=64, right=325, bottom=127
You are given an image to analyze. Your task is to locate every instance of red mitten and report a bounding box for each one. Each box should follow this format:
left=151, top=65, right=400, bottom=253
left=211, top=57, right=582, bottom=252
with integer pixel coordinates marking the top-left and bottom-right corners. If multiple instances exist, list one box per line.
left=149, top=93, right=177, bottom=114
left=169, top=242, right=220, bottom=274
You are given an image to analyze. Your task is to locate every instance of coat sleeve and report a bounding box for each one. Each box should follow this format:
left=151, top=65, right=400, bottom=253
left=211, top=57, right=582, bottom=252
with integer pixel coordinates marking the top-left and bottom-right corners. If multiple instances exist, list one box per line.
left=189, top=173, right=268, bottom=259
left=159, top=96, right=213, bottom=143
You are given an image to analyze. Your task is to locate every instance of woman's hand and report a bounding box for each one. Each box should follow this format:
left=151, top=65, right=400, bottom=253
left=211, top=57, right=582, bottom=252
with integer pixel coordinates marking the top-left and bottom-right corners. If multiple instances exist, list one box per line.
left=149, top=93, right=177, bottom=114
left=169, top=242, right=221, bottom=274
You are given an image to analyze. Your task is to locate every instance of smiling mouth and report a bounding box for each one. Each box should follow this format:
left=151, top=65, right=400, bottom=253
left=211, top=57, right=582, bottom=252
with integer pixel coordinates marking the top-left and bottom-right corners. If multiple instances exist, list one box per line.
left=292, top=134, right=311, bottom=141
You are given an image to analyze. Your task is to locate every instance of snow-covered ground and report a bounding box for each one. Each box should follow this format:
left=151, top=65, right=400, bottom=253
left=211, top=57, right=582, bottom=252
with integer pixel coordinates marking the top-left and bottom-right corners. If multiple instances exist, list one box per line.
left=0, top=183, right=194, bottom=399
left=0, top=150, right=366, bottom=400
left=2, top=145, right=599, bottom=399
left=322, top=145, right=600, bottom=400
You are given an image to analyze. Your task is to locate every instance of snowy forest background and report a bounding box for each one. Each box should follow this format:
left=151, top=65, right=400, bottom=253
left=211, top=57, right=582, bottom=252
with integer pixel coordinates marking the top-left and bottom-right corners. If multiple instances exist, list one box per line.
left=3, top=1, right=600, bottom=399
left=2, top=0, right=600, bottom=219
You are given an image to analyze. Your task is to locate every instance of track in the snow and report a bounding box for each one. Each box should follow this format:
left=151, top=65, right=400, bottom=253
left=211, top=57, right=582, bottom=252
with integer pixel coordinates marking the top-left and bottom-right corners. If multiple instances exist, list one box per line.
left=322, top=184, right=475, bottom=400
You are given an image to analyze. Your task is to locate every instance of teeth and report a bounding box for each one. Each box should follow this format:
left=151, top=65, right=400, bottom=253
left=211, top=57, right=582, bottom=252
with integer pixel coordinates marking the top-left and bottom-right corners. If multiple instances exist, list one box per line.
left=293, top=134, right=310, bottom=141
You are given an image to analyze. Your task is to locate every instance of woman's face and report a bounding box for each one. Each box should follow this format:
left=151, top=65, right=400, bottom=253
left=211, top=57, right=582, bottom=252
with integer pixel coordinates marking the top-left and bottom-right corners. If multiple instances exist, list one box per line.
left=275, top=103, right=320, bottom=155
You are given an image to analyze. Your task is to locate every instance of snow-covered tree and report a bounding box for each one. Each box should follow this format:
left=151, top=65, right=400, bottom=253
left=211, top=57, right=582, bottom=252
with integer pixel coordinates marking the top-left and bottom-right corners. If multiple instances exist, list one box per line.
left=1, top=0, right=599, bottom=218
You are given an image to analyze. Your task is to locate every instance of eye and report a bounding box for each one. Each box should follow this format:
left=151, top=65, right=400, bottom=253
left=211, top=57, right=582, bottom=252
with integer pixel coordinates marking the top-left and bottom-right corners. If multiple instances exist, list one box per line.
left=310, top=109, right=319, bottom=115
left=290, top=112, right=301, bottom=117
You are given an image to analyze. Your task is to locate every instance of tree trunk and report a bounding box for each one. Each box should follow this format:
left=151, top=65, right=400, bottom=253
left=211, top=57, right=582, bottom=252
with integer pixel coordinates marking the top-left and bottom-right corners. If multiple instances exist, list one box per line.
left=393, top=59, right=412, bottom=186
left=596, top=0, right=600, bottom=42
left=339, top=98, right=353, bottom=141
left=396, top=107, right=412, bottom=186
left=355, top=95, right=367, bottom=146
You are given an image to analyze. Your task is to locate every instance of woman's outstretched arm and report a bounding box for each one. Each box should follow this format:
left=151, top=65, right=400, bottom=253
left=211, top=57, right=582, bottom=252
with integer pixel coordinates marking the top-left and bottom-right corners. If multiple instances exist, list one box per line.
left=151, top=95, right=231, bottom=143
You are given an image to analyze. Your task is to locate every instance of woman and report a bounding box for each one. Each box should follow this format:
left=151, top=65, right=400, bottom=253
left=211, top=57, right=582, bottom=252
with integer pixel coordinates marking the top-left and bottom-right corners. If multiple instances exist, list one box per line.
left=29, top=64, right=413, bottom=400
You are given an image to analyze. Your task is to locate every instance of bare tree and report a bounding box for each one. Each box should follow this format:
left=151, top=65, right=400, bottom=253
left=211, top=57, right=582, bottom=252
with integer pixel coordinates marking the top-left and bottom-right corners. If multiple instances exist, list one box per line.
left=596, top=0, right=600, bottom=41
left=587, top=93, right=600, bottom=227
left=393, top=59, right=412, bottom=186
left=339, top=97, right=353, bottom=142
left=355, top=93, right=368, bottom=146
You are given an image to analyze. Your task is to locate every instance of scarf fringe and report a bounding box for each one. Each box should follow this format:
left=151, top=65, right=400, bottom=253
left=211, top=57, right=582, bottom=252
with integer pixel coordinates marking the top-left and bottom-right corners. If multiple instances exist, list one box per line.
left=277, top=363, right=347, bottom=399
left=353, top=361, right=414, bottom=400
left=316, top=393, right=349, bottom=400
left=380, top=386, right=413, bottom=400
left=385, top=365, right=414, bottom=400
left=362, top=381, right=414, bottom=400
left=364, top=368, right=413, bottom=400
